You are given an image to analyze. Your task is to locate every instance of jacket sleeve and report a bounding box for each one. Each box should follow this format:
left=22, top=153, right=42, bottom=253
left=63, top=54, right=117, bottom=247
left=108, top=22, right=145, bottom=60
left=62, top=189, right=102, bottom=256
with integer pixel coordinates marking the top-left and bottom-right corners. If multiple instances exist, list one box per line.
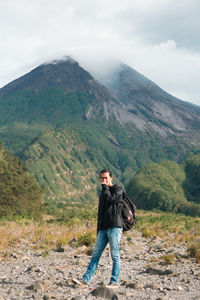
left=101, top=184, right=123, bottom=204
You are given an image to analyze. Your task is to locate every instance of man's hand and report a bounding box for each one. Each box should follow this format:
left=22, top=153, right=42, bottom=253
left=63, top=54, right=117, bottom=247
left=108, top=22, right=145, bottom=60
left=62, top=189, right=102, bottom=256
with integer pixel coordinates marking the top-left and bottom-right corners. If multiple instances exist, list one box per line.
left=101, top=183, right=107, bottom=188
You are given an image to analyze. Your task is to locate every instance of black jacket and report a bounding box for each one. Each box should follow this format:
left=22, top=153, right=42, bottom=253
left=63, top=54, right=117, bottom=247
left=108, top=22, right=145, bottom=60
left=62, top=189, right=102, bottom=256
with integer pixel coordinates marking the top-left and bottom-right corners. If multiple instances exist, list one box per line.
left=97, top=184, right=123, bottom=233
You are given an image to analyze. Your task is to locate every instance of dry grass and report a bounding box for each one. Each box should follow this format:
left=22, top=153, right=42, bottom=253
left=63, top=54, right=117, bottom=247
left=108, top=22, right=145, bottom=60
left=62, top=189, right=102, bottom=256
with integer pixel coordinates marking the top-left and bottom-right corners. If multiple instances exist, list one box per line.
left=0, top=210, right=200, bottom=263
left=160, top=254, right=177, bottom=265
left=187, top=243, right=200, bottom=263
left=0, top=217, right=96, bottom=259
left=134, top=210, right=200, bottom=263
left=135, top=210, right=200, bottom=240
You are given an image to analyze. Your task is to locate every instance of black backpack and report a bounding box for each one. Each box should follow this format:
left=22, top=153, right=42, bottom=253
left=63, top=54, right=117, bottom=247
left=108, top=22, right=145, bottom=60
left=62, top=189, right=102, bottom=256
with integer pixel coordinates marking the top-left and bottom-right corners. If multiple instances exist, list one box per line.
left=121, top=192, right=136, bottom=231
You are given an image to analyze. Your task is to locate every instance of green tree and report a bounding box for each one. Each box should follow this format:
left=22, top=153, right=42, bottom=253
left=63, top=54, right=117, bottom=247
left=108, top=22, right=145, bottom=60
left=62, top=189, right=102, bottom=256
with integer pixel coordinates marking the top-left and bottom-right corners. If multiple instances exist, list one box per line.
left=0, top=142, right=44, bottom=218
left=126, top=158, right=200, bottom=216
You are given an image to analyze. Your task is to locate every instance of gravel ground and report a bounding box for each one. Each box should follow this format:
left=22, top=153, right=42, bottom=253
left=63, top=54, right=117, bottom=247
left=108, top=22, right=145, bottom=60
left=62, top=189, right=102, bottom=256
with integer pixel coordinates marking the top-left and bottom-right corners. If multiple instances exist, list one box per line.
left=0, top=230, right=200, bottom=300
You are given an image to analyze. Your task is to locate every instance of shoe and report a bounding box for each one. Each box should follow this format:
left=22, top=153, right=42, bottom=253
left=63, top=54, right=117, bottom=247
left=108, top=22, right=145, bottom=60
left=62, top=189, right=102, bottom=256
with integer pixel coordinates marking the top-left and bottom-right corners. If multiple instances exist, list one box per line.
left=106, top=282, right=119, bottom=289
left=72, top=278, right=88, bottom=287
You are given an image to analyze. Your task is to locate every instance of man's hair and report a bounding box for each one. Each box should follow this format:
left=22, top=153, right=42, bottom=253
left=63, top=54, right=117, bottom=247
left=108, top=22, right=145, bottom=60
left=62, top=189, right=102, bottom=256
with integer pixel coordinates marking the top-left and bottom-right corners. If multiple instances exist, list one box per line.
left=99, top=168, right=113, bottom=177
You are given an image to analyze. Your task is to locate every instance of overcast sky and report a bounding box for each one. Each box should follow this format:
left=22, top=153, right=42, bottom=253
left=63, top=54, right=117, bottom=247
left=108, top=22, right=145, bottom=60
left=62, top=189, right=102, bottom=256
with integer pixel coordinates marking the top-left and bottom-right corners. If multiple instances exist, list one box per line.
left=0, top=0, right=200, bottom=105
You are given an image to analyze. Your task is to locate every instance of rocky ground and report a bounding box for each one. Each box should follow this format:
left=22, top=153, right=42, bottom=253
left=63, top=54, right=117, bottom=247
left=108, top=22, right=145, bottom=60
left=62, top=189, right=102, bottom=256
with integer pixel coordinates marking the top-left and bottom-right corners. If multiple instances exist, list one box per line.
left=0, top=230, right=200, bottom=300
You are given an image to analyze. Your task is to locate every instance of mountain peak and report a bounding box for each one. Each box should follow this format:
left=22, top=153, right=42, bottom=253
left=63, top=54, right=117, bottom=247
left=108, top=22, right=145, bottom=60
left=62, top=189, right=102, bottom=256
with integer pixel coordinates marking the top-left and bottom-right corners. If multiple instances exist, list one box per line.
left=0, top=57, right=200, bottom=154
left=0, top=56, right=94, bottom=97
left=43, top=55, right=76, bottom=65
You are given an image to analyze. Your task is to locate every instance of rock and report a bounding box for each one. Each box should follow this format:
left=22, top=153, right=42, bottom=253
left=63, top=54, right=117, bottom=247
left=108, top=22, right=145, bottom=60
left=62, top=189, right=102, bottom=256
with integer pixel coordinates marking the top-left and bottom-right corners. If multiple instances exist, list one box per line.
left=26, top=265, right=42, bottom=273
left=91, top=286, right=118, bottom=299
left=54, top=245, right=65, bottom=252
left=196, top=273, right=200, bottom=279
left=98, top=280, right=108, bottom=286
left=43, top=293, right=59, bottom=300
left=69, top=238, right=78, bottom=246
left=151, top=235, right=163, bottom=241
left=135, top=254, right=145, bottom=260
left=77, top=245, right=88, bottom=253
left=87, top=245, right=94, bottom=255
left=21, top=256, right=31, bottom=261
left=71, top=296, right=84, bottom=300
left=145, top=283, right=159, bottom=290
left=120, top=280, right=128, bottom=286
left=33, top=293, right=40, bottom=300
left=66, top=278, right=75, bottom=286
left=144, top=267, right=173, bottom=276
left=163, top=286, right=172, bottom=291
left=26, top=280, right=48, bottom=292
left=126, top=282, right=143, bottom=289
left=10, top=252, right=20, bottom=259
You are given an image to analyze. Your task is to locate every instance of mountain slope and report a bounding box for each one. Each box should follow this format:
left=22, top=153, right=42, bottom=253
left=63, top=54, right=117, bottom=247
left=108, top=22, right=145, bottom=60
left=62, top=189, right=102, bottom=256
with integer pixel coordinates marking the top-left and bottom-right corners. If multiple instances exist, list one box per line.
left=94, top=63, right=200, bottom=143
left=22, top=125, right=133, bottom=203
left=0, top=58, right=117, bottom=153
left=21, top=126, right=99, bottom=203
left=0, top=57, right=200, bottom=203
left=1, top=58, right=200, bottom=153
left=22, top=120, right=182, bottom=202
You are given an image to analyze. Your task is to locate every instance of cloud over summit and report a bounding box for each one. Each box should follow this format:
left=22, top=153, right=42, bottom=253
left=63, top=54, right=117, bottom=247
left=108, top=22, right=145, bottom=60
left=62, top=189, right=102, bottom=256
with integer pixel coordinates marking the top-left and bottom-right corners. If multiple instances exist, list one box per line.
left=0, top=0, right=200, bottom=105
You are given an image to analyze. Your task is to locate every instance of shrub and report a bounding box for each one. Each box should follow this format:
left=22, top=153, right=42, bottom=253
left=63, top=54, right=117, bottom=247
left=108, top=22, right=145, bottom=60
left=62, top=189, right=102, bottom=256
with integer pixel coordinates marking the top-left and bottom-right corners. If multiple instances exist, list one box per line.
left=188, top=242, right=200, bottom=263
left=76, top=233, right=96, bottom=247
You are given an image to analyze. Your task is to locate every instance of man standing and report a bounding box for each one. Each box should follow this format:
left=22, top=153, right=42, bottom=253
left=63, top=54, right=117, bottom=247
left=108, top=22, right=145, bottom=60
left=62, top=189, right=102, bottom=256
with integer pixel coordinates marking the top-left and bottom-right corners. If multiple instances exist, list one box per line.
left=77, top=168, right=124, bottom=288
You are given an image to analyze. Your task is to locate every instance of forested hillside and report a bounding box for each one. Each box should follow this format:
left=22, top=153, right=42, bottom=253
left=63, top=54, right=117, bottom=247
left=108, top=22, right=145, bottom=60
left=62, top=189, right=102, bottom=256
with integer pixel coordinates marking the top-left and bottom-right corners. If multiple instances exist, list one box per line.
left=0, top=142, right=43, bottom=217
left=126, top=153, right=200, bottom=216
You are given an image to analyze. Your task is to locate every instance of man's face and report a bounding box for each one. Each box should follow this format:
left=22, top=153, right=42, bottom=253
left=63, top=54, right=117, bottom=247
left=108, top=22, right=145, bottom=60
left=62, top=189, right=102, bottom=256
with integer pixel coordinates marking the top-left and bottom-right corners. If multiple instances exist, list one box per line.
left=99, top=172, right=113, bottom=187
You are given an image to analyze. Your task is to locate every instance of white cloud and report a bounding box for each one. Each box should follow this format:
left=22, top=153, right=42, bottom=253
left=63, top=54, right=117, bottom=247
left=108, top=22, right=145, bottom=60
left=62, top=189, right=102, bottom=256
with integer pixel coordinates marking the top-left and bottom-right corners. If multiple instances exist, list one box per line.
left=0, top=0, right=199, bottom=105
left=133, top=41, right=200, bottom=104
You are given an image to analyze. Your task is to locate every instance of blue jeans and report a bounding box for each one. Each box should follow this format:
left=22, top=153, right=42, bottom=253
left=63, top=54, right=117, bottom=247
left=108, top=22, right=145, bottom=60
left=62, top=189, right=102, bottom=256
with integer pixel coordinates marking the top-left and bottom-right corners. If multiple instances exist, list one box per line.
left=82, top=227, right=123, bottom=284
